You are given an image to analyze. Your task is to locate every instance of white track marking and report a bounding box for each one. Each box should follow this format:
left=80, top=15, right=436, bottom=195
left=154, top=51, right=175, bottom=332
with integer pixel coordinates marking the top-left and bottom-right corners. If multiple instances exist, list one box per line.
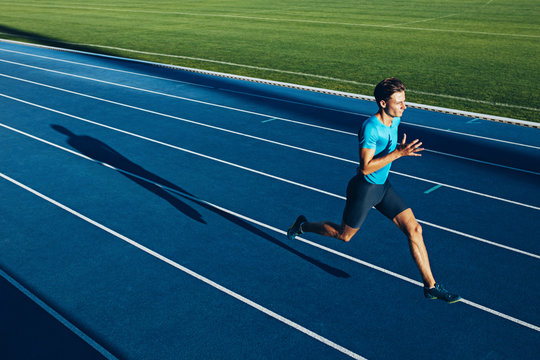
left=0, top=172, right=366, bottom=360
left=0, top=57, right=355, bottom=136
left=293, top=234, right=539, bottom=333
left=0, top=48, right=214, bottom=87
left=391, top=170, right=540, bottom=211
left=1, top=170, right=539, bottom=334
left=0, top=38, right=540, bottom=128
left=1, top=72, right=539, bottom=209
left=416, top=219, right=540, bottom=259
left=460, top=299, right=539, bottom=332
left=1, top=2, right=537, bottom=38
left=4, top=37, right=539, bottom=129
left=400, top=122, right=540, bottom=150
left=1, top=50, right=537, bottom=147
left=1, top=39, right=538, bottom=113
left=219, top=87, right=370, bottom=116
left=0, top=93, right=343, bottom=200
left=5, top=46, right=540, bottom=135
left=1, top=55, right=539, bottom=172
left=0, top=38, right=377, bottom=86
left=0, top=268, right=118, bottom=359
left=406, top=88, right=539, bottom=112
left=0, top=73, right=353, bottom=163
left=423, top=148, right=540, bottom=176
left=0, top=97, right=538, bottom=260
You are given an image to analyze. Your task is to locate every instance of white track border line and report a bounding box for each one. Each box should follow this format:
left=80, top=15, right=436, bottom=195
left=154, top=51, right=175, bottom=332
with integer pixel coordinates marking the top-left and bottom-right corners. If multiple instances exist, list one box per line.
left=0, top=268, right=118, bottom=359
left=2, top=121, right=539, bottom=332
left=1, top=166, right=539, bottom=334
left=0, top=97, right=538, bottom=261
left=2, top=72, right=539, bottom=208
left=0, top=38, right=538, bottom=128
left=2, top=60, right=539, bottom=178
left=0, top=56, right=355, bottom=136
left=1, top=55, right=539, bottom=176
left=2, top=53, right=540, bottom=176
left=0, top=172, right=367, bottom=360
left=1, top=47, right=539, bottom=149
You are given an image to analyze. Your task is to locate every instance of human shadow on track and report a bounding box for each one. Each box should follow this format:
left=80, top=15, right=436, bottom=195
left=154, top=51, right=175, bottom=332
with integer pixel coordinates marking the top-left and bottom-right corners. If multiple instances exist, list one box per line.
left=51, top=124, right=206, bottom=224
left=52, top=125, right=349, bottom=278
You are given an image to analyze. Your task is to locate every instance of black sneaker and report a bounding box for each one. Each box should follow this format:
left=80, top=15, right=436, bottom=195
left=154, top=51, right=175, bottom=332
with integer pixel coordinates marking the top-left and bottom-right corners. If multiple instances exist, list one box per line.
left=424, top=283, right=462, bottom=303
left=287, top=215, right=307, bottom=240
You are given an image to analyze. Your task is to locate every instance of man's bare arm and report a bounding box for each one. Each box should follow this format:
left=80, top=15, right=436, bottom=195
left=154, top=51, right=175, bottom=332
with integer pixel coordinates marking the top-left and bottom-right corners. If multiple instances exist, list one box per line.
left=359, top=134, right=423, bottom=176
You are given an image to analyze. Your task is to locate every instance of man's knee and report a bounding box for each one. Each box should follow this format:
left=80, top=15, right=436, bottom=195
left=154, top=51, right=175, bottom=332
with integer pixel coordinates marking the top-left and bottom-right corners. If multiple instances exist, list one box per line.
left=404, top=221, right=422, bottom=240
left=412, top=222, right=422, bottom=236
left=394, top=210, right=421, bottom=238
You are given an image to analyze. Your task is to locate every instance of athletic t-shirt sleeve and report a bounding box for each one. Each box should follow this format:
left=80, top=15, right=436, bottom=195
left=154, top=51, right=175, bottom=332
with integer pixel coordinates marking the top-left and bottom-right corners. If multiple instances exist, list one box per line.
left=359, top=120, right=379, bottom=150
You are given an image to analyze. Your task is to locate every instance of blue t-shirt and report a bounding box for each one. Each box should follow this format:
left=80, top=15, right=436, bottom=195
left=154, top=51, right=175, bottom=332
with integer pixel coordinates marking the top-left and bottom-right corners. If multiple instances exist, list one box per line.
left=358, top=115, right=400, bottom=184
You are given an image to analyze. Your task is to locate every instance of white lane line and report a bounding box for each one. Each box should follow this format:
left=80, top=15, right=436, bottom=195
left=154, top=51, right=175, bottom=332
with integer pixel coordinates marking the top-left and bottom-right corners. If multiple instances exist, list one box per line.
left=3, top=123, right=539, bottom=333
left=1, top=2, right=537, bottom=39
left=219, top=87, right=369, bottom=117
left=2, top=37, right=540, bottom=131
left=423, top=148, right=540, bottom=176
left=1, top=52, right=538, bottom=161
left=401, top=122, right=540, bottom=150
left=2, top=48, right=539, bottom=150
left=460, top=299, right=539, bottom=332
left=0, top=48, right=215, bottom=89
left=416, top=219, right=540, bottom=259
left=0, top=97, right=538, bottom=260
left=391, top=170, right=540, bottom=211
left=292, top=234, right=539, bottom=333
left=0, top=93, right=342, bottom=200
left=2, top=166, right=539, bottom=334
left=0, top=73, right=352, bottom=164
left=0, top=57, right=354, bottom=136
left=0, top=172, right=367, bottom=360
left=2, top=72, right=539, bottom=210
left=0, top=268, right=119, bottom=360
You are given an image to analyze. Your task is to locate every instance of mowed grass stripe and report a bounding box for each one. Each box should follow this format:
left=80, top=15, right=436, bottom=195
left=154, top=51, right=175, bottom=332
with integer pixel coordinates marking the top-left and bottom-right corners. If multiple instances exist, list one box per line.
left=0, top=0, right=538, bottom=122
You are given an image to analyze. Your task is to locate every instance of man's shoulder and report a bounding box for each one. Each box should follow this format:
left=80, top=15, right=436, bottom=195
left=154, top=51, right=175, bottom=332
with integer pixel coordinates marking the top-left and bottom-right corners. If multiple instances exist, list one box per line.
left=365, top=115, right=380, bottom=124
left=361, top=115, right=384, bottom=133
left=362, top=115, right=380, bottom=129
left=359, top=116, right=382, bottom=141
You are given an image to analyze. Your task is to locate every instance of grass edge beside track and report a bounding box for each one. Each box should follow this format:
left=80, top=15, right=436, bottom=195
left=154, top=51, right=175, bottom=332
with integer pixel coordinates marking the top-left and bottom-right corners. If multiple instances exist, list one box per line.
left=1, top=37, right=538, bottom=129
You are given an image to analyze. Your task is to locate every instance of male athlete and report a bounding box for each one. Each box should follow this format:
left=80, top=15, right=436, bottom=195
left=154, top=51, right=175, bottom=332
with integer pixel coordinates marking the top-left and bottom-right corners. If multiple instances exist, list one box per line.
left=287, top=78, right=460, bottom=303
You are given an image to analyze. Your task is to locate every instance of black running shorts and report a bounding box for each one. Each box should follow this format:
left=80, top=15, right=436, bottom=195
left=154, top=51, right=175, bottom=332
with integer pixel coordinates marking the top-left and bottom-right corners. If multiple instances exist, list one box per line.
left=342, top=175, right=409, bottom=229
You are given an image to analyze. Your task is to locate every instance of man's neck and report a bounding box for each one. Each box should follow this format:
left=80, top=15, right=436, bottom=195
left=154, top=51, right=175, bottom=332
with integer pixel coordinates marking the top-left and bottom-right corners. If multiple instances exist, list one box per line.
left=375, top=110, right=393, bottom=126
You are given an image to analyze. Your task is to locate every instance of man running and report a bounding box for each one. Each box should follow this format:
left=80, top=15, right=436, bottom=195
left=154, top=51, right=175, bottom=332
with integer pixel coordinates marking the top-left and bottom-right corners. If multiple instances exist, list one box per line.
left=287, top=77, right=460, bottom=303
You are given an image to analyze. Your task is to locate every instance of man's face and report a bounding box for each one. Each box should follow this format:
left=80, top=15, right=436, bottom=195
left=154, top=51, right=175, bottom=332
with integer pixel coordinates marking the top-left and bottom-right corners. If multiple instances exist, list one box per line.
left=382, top=91, right=407, bottom=118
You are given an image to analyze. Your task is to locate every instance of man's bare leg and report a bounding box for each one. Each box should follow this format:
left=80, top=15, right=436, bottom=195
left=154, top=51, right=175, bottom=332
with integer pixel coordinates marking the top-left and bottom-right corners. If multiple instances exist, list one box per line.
left=392, top=208, right=436, bottom=288
left=302, top=221, right=358, bottom=242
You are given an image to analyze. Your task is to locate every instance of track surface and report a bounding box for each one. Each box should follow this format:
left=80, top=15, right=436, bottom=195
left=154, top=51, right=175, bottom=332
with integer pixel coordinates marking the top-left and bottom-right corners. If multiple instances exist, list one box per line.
left=0, top=40, right=539, bottom=360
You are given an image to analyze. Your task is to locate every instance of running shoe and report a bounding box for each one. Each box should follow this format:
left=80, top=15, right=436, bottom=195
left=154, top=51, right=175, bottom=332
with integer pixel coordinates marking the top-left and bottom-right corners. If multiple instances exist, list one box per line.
left=287, top=215, right=307, bottom=240
left=424, top=283, right=462, bottom=303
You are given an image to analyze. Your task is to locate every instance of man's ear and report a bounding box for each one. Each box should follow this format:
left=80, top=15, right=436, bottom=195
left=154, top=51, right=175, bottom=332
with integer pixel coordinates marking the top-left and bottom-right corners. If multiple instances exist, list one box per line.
left=379, top=100, right=386, bottom=109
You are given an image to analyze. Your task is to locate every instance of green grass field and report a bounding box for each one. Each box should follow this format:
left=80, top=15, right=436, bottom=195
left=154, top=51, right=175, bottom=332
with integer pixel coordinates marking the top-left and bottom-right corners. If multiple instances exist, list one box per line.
left=0, top=0, right=538, bottom=122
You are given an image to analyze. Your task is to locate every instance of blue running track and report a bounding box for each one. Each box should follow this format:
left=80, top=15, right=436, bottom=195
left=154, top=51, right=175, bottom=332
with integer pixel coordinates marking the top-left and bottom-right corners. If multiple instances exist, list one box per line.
left=0, top=39, right=539, bottom=360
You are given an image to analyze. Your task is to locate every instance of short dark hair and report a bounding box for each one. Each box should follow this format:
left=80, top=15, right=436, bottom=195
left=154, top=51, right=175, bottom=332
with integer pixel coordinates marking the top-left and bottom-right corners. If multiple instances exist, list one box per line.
left=374, top=77, right=406, bottom=107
